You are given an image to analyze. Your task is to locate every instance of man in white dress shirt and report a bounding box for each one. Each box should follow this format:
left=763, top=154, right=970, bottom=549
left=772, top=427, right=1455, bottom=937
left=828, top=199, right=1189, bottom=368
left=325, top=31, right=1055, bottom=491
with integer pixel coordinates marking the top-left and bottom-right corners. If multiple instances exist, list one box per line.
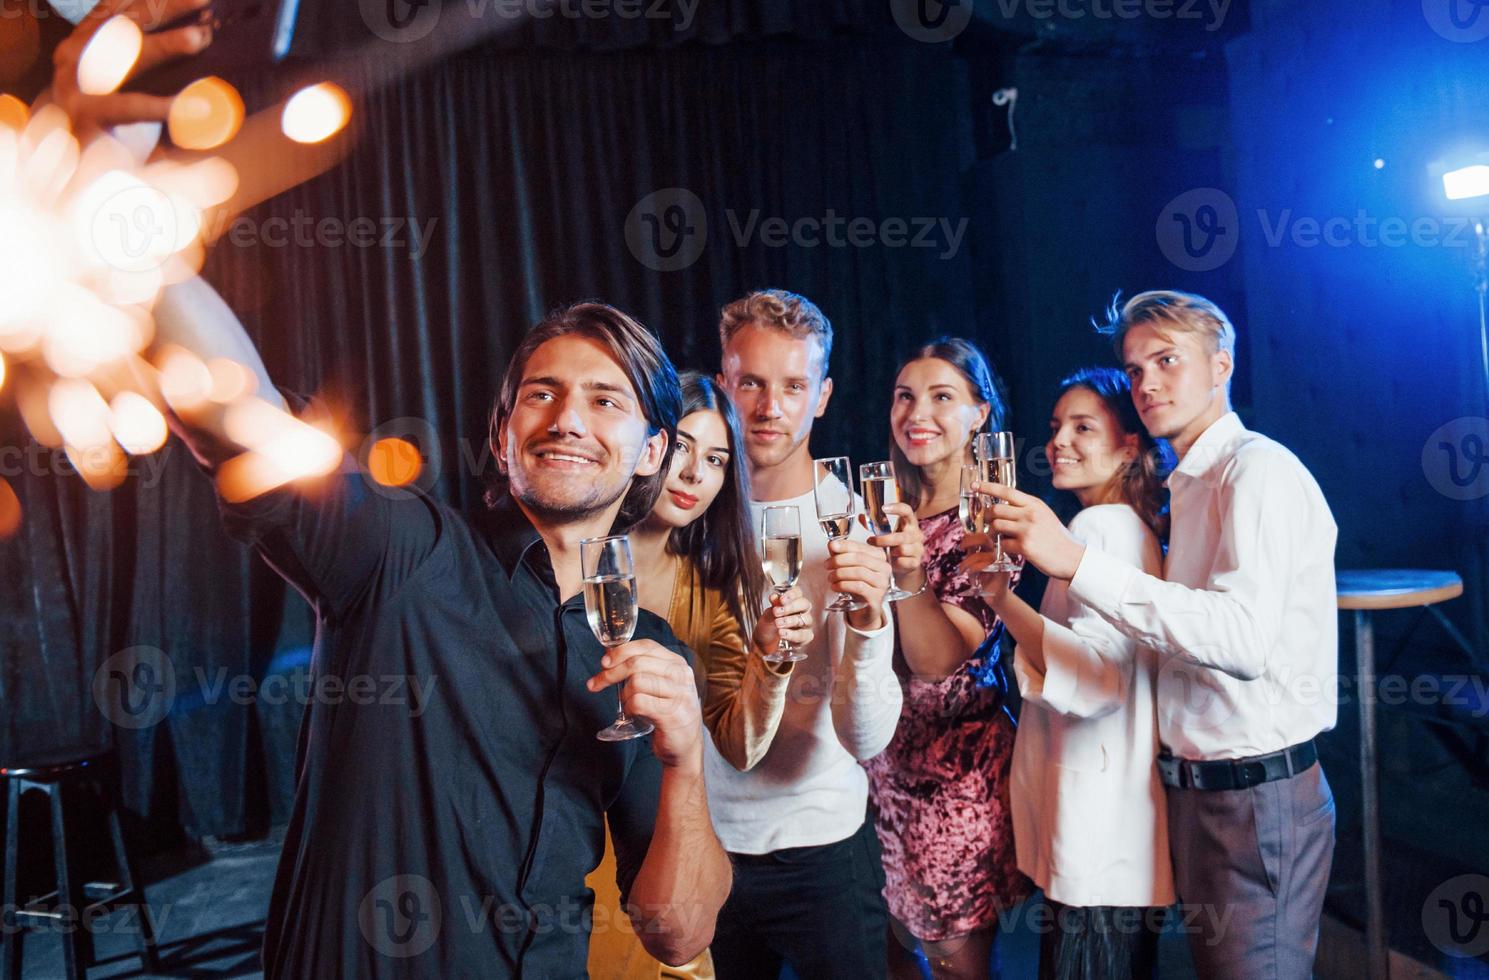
left=709, top=289, right=900, bottom=980
left=983, top=291, right=1338, bottom=980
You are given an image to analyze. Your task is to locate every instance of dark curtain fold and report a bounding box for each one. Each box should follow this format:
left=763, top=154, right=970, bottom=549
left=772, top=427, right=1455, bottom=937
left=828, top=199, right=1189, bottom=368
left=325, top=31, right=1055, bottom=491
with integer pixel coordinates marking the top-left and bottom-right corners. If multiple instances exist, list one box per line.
left=4, top=30, right=991, bottom=842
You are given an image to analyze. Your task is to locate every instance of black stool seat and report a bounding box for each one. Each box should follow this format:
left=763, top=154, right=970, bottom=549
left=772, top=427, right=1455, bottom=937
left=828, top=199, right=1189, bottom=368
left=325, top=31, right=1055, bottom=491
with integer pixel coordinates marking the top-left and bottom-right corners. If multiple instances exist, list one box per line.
left=2, top=748, right=159, bottom=980
left=0, top=748, right=112, bottom=781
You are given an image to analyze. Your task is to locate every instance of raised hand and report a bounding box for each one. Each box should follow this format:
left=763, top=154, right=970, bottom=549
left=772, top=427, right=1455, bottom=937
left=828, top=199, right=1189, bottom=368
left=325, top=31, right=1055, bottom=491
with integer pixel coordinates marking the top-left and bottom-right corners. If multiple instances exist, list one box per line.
left=48, top=0, right=214, bottom=140
left=866, top=501, right=926, bottom=595
left=586, top=639, right=703, bottom=771
left=752, top=586, right=814, bottom=660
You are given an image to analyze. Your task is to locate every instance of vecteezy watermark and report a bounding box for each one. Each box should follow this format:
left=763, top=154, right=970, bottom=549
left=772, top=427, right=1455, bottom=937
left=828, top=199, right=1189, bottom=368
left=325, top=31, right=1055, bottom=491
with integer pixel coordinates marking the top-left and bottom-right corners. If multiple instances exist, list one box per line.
left=1156, top=188, right=1240, bottom=273
left=1422, top=0, right=1489, bottom=43
left=1423, top=417, right=1489, bottom=501
left=0, top=442, right=176, bottom=489
left=1423, top=875, right=1489, bottom=958
left=624, top=188, right=970, bottom=271
left=85, top=187, right=441, bottom=273
left=0, top=900, right=172, bottom=937
left=93, top=646, right=441, bottom=730
left=1157, top=188, right=1479, bottom=272
left=360, top=875, right=443, bottom=958
left=358, top=417, right=445, bottom=499
left=625, top=188, right=709, bottom=272
left=2, top=0, right=179, bottom=30
left=991, top=0, right=1233, bottom=32
left=360, top=0, right=700, bottom=44
left=890, top=0, right=975, bottom=43
left=94, top=646, right=177, bottom=730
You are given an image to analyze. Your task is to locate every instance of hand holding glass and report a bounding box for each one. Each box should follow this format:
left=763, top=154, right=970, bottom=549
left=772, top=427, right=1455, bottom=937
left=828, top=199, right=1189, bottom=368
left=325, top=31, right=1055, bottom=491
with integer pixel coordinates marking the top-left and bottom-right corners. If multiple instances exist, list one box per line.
left=582, top=535, right=654, bottom=742
left=760, top=506, right=807, bottom=663
left=975, top=431, right=1021, bottom=573
left=814, top=456, right=865, bottom=613
left=861, top=461, right=917, bottom=602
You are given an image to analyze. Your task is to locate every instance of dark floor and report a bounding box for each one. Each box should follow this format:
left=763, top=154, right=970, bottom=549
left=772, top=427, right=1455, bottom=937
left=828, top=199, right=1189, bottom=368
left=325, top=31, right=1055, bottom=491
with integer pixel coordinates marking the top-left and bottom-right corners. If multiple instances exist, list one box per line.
left=12, top=824, right=1489, bottom=979
left=13, top=826, right=1190, bottom=980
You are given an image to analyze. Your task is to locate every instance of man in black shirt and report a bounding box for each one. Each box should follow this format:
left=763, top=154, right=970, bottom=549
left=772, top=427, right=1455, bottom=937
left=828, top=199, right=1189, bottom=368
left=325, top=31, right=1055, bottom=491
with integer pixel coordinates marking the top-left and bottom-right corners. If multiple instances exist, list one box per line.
left=158, top=283, right=732, bottom=977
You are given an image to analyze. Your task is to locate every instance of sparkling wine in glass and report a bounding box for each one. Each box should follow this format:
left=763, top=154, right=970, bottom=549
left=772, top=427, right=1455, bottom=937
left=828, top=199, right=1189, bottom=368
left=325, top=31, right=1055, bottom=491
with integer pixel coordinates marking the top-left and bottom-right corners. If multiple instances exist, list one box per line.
left=760, top=506, right=806, bottom=663
left=861, top=461, right=916, bottom=602
left=814, top=456, right=865, bottom=613
left=975, top=431, right=1021, bottom=573
left=582, top=535, right=654, bottom=742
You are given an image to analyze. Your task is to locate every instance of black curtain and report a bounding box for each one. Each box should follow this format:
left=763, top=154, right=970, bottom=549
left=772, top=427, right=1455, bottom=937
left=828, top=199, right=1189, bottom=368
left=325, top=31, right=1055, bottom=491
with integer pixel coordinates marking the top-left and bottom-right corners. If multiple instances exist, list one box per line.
left=3, top=21, right=992, bottom=842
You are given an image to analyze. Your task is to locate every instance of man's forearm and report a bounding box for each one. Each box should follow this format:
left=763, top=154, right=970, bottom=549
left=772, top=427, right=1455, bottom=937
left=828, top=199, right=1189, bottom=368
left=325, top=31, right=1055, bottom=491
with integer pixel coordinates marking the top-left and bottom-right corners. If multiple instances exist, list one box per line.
left=830, top=621, right=902, bottom=761
left=625, top=763, right=731, bottom=966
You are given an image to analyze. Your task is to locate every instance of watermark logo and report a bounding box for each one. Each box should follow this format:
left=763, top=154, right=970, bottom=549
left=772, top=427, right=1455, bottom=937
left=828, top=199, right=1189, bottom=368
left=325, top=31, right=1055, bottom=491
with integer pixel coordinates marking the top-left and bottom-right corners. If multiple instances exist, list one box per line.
left=890, top=0, right=975, bottom=43
left=1156, top=650, right=1235, bottom=733
left=1156, top=187, right=1239, bottom=273
left=1424, top=417, right=1489, bottom=501
left=1423, top=874, right=1489, bottom=957
left=991, top=0, right=1233, bottom=32
left=360, top=875, right=443, bottom=958
left=360, top=0, right=442, bottom=42
left=1423, top=0, right=1489, bottom=42
left=88, top=183, right=186, bottom=275
left=359, top=416, right=443, bottom=498
left=93, top=646, right=176, bottom=730
left=625, top=188, right=708, bottom=272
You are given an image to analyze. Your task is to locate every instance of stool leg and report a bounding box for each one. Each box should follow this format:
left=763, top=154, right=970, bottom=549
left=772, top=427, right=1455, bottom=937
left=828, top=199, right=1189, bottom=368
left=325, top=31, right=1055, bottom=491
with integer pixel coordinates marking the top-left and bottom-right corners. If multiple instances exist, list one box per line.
left=101, top=781, right=158, bottom=969
left=1356, top=610, right=1389, bottom=980
left=3, top=781, right=21, bottom=980
left=48, top=784, right=87, bottom=980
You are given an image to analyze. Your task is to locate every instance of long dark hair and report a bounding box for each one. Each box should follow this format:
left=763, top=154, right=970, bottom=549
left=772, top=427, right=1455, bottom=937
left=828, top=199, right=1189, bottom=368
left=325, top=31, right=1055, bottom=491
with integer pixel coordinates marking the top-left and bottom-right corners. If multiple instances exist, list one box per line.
left=1053, top=366, right=1172, bottom=540
left=666, top=372, right=767, bottom=638
left=486, top=302, right=681, bottom=530
left=890, top=337, right=1008, bottom=509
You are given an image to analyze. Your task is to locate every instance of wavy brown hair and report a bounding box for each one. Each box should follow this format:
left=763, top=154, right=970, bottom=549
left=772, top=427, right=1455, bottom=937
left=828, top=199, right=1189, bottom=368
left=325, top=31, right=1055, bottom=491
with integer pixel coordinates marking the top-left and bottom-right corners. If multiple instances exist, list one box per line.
left=1054, top=366, right=1173, bottom=540
left=667, top=372, right=767, bottom=638
left=485, top=302, right=681, bottom=531
left=890, top=336, right=1008, bottom=509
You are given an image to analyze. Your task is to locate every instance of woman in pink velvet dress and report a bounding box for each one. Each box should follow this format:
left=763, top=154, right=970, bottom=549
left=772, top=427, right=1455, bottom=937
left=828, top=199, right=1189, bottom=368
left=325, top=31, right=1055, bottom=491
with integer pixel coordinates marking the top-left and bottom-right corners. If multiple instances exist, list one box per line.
left=864, top=338, right=1030, bottom=980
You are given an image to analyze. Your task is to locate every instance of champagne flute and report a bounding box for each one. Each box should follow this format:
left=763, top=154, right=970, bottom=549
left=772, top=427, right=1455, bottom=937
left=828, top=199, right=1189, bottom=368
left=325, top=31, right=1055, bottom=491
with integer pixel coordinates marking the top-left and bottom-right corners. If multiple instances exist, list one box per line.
left=760, top=506, right=807, bottom=663
left=814, top=456, right=865, bottom=613
left=958, top=460, right=990, bottom=597
left=860, top=461, right=917, bottom=602
left=582, top=535, right=654, bottom=742
left=975, top=431, right=1021, bottom=573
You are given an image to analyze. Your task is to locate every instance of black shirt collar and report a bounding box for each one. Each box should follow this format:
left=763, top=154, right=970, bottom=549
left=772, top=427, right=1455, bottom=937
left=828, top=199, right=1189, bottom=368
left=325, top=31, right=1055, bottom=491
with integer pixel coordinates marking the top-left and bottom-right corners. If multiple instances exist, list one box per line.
left=482, top=494, right=547, bottom=580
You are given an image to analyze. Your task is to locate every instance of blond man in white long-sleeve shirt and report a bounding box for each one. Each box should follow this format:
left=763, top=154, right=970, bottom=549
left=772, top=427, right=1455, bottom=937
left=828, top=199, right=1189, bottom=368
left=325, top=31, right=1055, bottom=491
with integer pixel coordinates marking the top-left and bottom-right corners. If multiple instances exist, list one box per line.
left=710, top=289, right=900, bottom=980
left=982, top=292, right=1337, bottom=980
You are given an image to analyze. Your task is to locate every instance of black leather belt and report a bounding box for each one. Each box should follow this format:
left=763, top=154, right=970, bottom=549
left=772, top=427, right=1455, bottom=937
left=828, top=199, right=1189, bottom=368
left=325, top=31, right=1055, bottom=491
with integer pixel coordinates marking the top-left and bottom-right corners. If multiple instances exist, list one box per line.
left=1158, top=740, right=1317, bottom=791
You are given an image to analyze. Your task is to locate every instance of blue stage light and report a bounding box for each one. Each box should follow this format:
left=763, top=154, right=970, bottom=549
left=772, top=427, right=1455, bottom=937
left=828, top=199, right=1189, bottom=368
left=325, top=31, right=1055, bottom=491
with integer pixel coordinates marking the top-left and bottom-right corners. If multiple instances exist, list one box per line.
left=1444, top=164, right=1489, bottom=202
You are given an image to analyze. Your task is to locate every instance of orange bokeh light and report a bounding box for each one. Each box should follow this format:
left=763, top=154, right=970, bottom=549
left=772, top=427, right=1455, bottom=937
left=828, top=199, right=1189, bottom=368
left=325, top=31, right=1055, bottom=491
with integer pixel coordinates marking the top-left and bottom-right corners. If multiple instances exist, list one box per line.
left=367, top=437, right=422, bottom=487
left=0, top=478, right=19, bottom=538
left=281, top=83, right=352, bottom=145
left=168, top=77, right=246, bottom=151
left=0, top=94, right=28, bottom=131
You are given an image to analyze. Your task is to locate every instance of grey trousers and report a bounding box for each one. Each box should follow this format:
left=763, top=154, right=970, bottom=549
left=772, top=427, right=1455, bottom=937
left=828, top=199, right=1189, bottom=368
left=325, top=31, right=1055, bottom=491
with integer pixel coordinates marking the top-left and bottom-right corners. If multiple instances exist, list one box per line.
left=1166, top=761, right=1336, bottom=980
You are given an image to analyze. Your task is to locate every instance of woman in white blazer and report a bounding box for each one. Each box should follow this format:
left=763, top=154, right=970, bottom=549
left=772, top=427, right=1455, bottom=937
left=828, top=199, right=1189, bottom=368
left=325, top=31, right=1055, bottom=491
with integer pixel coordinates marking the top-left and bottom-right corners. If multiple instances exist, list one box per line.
left=970, top=367, right=1175, bottom=980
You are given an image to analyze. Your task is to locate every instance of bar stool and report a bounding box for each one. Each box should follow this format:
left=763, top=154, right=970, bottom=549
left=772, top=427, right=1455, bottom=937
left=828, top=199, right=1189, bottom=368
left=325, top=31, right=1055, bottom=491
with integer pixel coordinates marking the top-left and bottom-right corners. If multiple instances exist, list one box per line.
left=1337, top=569, right=1465, bottom=980
left=1, top=748, right=159, bottom=980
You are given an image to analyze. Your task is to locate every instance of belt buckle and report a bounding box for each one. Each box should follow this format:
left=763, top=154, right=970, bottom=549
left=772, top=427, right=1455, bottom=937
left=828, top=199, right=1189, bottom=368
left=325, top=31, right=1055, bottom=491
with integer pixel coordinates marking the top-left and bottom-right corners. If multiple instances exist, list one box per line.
left=1236, top=760, right=1267, bottom=788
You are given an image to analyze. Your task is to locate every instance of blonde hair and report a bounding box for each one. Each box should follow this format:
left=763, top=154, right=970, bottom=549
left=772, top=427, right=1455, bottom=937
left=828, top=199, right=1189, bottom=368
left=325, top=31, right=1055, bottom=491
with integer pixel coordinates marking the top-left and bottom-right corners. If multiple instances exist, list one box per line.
left=719, top=289, right=833, bottom=379
left=1098, top=290, right=1236, bottom=359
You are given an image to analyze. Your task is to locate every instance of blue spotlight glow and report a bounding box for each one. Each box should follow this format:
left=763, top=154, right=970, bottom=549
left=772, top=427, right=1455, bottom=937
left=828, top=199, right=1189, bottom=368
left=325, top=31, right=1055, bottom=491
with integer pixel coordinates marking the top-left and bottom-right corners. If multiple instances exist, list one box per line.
left=1443, top=164, right=1489, bottom=202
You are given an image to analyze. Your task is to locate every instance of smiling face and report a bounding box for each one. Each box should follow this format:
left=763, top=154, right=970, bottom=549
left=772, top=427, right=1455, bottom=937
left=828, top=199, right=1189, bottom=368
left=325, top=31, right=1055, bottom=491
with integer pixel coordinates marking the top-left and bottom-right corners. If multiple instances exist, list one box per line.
left=1046, top=386, right=1138, bottom=504
left=1121, top=321, right=1232, bottom=455
left=498, top=334, right=666, bottom=524
left=717, top=324, right=831, bottom=475
left=890, top=357, right=989, bottom=470
left=650, top=409, right=732, bottom=531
